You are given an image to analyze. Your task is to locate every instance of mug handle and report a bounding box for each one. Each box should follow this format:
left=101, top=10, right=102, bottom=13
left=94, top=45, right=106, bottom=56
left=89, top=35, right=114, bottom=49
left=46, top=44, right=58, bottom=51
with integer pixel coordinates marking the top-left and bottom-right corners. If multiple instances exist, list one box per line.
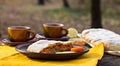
left=61, top=28, right=68, bottom=37
left=27, top=30, right=35, bottom=41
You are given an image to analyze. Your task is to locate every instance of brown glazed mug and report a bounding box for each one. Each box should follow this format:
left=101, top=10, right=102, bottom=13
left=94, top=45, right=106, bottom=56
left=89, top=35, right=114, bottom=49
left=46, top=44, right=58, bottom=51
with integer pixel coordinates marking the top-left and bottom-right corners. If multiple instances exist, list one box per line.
left=43, top=23, right=68, bottom=38
left=8, top=26, right=35, bottom=42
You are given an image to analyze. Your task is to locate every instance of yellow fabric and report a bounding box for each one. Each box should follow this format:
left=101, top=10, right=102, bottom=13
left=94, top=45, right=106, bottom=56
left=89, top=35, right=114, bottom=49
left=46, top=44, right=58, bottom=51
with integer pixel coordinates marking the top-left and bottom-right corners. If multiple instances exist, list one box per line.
left=0, top=46, right=19, bottom=59
left=0, top=43, right=104, bottom=66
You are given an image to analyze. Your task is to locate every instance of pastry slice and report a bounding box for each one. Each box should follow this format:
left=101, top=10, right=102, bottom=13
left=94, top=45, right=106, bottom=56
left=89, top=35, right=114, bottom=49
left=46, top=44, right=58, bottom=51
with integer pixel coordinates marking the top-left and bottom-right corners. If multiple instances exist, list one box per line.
left=27, top=40, right=73, bottom=54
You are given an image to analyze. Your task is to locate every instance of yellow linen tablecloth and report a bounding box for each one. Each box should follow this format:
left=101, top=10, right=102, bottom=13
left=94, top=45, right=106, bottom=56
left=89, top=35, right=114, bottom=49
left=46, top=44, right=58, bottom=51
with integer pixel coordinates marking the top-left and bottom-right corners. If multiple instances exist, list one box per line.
left=0, top=43, right=104, bottom=66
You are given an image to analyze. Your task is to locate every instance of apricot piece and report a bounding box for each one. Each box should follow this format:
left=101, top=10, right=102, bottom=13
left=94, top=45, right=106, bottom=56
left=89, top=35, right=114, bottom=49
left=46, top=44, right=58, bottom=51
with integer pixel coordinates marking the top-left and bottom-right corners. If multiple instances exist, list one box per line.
left=73, top=41, right=86, bottom=46
left=71, top=47, right=84, bottom=52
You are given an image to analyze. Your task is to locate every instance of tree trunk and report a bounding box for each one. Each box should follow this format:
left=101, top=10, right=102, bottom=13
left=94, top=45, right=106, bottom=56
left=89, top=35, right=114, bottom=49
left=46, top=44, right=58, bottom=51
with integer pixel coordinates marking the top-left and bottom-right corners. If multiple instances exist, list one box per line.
left=0, top=33, right=1, bottom=38
left=91, top=0, right=102, bottom=28
left=38, top=0, right=45, bottom=5
left=63, top=0, right=70, bottom=8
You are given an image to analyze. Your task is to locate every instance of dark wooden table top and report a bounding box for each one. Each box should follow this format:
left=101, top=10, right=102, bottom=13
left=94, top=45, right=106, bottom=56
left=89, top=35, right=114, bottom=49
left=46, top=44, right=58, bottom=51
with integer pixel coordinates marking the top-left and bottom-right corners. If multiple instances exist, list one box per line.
left=98, top=53, right=120, bottom=66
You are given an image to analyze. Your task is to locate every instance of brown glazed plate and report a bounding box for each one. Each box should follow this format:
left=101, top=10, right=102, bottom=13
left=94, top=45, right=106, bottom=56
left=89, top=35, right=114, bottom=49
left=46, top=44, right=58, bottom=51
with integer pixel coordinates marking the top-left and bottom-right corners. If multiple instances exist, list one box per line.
left=15, top=43, right=89, bottom=60
left=0, top=34, right=69, bottom=46
left=0, top=37, right=68, bottom=46
left=36, top=34, right=69, bottom=41
left=0, top=38, right=38, bottom=46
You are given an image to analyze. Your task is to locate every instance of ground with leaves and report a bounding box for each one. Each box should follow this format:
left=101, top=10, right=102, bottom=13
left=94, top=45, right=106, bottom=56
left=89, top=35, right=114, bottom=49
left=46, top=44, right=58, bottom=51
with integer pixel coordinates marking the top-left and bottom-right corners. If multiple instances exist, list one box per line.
left=0, top=0, right=120, bottom=38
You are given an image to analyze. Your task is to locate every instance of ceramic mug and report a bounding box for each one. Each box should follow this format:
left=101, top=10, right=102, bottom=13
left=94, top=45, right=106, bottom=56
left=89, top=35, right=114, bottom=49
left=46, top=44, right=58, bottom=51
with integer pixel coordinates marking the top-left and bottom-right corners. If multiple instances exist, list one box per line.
left=43, top=23, right=68, bottom=38
left=8, top=26, right=35, bottom=42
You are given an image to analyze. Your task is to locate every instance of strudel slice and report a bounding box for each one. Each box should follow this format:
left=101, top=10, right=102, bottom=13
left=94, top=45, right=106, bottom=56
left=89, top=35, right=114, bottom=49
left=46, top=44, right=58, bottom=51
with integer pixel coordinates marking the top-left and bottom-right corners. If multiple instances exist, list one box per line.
left=27, top=40, right=73, bottom=54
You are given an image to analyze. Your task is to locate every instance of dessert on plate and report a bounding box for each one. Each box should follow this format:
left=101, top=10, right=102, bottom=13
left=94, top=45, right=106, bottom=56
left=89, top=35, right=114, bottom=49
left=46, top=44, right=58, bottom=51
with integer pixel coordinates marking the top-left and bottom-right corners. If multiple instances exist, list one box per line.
left=27, top=40, right=86, bottom=54
left=27, top=40, right=73, bottom=54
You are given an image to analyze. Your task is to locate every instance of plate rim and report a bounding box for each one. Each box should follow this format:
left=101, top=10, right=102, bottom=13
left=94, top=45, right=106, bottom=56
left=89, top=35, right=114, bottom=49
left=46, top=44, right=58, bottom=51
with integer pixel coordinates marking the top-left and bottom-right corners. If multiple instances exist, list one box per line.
left=37, top=34, right=69, bottom=41
left=15, top=43, right=89, bottom=60
left=0, top=38, right=38, bottom=45
left=15, top=43, right=89, bottom=55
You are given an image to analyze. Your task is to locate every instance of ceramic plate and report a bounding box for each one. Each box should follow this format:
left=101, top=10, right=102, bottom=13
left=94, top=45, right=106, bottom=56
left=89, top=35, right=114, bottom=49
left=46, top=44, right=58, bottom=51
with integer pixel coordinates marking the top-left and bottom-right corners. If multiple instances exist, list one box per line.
left=0, top=38, right=38, bottom=46
left=16, top=43, right=89, bottom=60
left=0, top=34, right=69, bottom=46
left=36, top=34, right=69, bottom=41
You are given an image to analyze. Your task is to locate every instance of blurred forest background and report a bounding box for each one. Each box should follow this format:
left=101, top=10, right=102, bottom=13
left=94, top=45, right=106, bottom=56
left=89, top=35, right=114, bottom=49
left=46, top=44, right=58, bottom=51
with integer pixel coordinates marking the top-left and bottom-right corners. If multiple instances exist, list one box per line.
left=0, top=0, right=120, bottom=38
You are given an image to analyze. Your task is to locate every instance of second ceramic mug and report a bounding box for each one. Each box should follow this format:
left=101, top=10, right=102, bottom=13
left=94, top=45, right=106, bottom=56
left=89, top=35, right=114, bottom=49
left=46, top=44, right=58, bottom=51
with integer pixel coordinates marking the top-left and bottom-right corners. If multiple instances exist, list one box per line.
left=43, top=23, right=68, bottom=38
left=8, top=26, right=35, bottom=42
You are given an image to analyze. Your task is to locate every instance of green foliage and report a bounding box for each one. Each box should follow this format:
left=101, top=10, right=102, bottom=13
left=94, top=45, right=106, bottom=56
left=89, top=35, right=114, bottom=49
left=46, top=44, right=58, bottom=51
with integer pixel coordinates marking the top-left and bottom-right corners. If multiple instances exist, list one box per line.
left=102, top=8, right=120, bottom=21
left=43, top=7, right=89, bottom=21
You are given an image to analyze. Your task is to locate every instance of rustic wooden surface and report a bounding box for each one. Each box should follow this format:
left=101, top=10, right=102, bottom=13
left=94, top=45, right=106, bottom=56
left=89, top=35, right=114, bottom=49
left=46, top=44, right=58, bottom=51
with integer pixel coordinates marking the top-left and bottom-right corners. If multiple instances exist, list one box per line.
left=98, top=53, right=120, bottom=66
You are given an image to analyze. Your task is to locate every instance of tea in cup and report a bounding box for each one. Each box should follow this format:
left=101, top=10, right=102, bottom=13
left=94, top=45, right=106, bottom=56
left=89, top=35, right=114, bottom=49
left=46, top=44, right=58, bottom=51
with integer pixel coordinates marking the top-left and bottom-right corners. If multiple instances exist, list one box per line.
left=8, top=26, right=35, bottom=42
left=43, top=23, right=68, bottom=38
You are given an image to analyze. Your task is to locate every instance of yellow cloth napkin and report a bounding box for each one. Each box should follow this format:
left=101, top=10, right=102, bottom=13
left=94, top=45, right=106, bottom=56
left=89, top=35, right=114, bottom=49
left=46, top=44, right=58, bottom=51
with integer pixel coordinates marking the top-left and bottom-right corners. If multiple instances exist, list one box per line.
left=0, top=46, right=19, bottom=59
left=0, top=43, right=104, bottom=66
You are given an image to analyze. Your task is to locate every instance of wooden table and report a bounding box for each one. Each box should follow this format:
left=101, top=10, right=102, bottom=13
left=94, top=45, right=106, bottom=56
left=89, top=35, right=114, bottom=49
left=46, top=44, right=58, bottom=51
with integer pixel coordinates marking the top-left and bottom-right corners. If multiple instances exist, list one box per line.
left=98, top=53, right=120, bottom=66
